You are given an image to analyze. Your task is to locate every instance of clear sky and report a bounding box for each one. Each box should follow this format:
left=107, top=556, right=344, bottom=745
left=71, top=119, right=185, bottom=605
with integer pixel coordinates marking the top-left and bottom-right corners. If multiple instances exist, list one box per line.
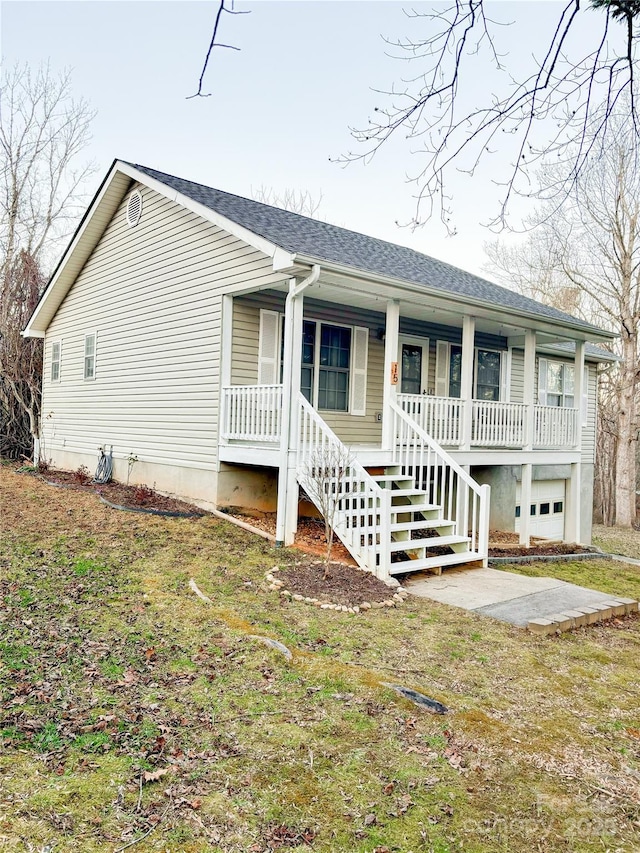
left=0, top=0, right=612, bottom=277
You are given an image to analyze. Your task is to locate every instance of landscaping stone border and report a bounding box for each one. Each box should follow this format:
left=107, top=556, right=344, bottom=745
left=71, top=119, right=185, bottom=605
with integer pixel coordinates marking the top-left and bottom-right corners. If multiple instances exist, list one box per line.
left=489, top=550, right=611, bottom=566
left=265, top=567, right=409, bottom=613
left=99, top=495, right=203, bottom=518
left=528, top=596, right=638, bottom=635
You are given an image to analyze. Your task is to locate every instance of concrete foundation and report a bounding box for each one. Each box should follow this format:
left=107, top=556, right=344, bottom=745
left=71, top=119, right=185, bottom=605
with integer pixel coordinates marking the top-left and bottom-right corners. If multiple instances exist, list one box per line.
left=216, top=463, right=278, bottom=513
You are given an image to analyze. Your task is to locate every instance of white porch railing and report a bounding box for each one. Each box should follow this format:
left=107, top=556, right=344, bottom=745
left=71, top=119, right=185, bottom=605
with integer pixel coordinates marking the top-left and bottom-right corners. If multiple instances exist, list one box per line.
left=399, top=393, right=579, bottom=450
left=390, top=401, right=490, bottom=561
left=297, top=394, right=391, bottom=579
left=533, top=405, right=579, bottom=448
left=397, top=394, right=462, bottom=446
left=221, top=384, right=283, bottom=442
left=472, top=399, right=526, bottom=447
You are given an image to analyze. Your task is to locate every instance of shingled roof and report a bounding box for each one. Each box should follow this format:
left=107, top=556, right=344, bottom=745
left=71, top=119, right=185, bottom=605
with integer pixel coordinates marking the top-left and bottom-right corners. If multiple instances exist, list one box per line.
left=132, top=163, right=605, bottom=335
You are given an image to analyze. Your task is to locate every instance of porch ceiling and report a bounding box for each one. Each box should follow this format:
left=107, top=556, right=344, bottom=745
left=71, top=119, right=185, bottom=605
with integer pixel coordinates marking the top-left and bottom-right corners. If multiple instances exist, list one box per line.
left=266, top=271, right=608, bottom=346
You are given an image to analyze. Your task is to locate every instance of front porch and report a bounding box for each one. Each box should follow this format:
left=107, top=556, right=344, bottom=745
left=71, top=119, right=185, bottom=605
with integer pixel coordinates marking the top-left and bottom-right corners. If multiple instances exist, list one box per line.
left=216, top=268, right=601, bottom=573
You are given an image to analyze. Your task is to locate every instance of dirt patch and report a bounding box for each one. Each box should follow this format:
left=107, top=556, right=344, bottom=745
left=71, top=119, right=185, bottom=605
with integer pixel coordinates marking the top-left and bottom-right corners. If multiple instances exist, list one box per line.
left=488, top=543, right=593, bottom=557
left=277, top=561, right=396, bottom=607
left=39, top=468, right=202, bottom=515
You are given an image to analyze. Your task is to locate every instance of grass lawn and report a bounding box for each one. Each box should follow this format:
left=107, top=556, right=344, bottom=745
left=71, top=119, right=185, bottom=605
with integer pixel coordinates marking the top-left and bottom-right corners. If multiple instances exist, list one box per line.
left=1, top=464, right=639, bottom=852
left=592, top=524, right=640, bottom=561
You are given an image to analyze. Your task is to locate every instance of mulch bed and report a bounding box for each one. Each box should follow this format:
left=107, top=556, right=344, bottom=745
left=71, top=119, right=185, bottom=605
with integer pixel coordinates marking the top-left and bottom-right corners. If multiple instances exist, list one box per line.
left=38, top=468, right=201, bottom=515
left=277, top=561, right=396, bottom=607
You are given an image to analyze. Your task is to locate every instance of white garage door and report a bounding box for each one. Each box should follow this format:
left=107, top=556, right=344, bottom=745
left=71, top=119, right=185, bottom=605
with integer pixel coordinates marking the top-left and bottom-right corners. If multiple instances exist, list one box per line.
left=515, top=480, right=565, bottom=539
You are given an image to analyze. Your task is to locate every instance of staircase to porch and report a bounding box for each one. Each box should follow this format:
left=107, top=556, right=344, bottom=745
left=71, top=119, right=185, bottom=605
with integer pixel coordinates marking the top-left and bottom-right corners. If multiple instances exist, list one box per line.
left=297, top=396, right=490, bottom=582
left=369, top=466, right=475, bottom=576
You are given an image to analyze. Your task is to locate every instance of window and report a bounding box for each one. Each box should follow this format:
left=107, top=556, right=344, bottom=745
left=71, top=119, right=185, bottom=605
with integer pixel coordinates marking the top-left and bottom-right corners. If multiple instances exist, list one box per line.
left=553, top=501, right=563, bottom=514
left=530, top=504, right=537, bottom=516
left=301, top=321, right=351, bottom=411
left=84, top=334, right=96, bottom=380
left=515, top=505, right=521, bottom=518
left=545, top=361, right=574, bottom=407
left=475, top=350, right=501, bottom=401
left=51, top=341, right=61, bottom=382
left=540, top=502, right=550, bottom=515
left=436, top=342, right=503, bottom=400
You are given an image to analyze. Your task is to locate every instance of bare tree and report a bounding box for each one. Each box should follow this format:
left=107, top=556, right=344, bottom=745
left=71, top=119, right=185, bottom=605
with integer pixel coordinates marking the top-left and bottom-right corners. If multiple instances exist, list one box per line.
left=486, top=116, right=639, bottom=528
left=298, top=442, right=353, bottom=578
left=251, top=185, right=323, bottom=219
left=343, top=0, right=639, bottom=231
left=0, top=63, right=95, bottom=459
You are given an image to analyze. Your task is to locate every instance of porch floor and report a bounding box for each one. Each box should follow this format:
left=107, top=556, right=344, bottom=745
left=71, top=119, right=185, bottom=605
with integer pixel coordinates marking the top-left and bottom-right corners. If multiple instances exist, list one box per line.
left=404, top=567, right=636, bottom=630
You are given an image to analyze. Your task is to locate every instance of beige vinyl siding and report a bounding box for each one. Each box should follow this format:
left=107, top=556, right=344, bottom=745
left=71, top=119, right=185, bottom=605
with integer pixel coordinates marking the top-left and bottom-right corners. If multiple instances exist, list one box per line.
left=582, top=363, right=596, bottom=464
left=41, top=183, right=287, bottom=493
left=509, top=349, right=524, bottom=403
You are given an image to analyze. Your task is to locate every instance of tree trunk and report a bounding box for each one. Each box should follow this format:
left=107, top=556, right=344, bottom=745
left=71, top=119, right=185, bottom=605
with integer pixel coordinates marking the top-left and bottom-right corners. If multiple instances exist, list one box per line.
left=615, top=330, right=639, bottom=526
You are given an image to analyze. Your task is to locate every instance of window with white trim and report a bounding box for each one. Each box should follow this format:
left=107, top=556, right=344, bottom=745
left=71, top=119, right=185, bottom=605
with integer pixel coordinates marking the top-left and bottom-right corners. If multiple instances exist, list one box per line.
left=258, top=309, right=368, bottom=415
left=538, top=358, right=589, bottom=424
left=84, top=334, right=96, bottom=380
left=436, top=342, right=505, bottom=400
left=303, top=320, right=352, bottom=412
left=50, top=341, right=61, bottom=382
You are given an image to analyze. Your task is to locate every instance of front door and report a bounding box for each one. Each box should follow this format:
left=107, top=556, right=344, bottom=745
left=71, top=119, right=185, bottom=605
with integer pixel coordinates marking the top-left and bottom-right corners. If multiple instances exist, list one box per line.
left=398, top=336, right=429, bottom=395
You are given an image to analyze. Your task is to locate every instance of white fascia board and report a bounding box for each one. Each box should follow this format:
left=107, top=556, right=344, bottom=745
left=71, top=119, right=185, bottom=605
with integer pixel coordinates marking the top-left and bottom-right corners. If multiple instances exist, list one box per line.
left=116, top=162, right=282, bottom=262
left=293, top=253, right=615, bottom=344
left=23, top=163, right=131, bottom=338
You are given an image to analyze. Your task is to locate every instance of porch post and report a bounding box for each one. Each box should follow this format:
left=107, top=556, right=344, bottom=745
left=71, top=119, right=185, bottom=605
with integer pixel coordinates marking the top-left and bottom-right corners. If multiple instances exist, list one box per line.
left=382, top=299, right=400, bottom=451
left=276, top=279, right=301, bottom=546
left=573, top=340, right=585, bottom=451
left=460, top=315, right=475, bottom=450
left=519, top=462, right=533, bottom=546
left=523, top=329, right=536, bottom=451
left=566, top=462, right=582, bottom=543
left=218, top=294, right=233, bottom=447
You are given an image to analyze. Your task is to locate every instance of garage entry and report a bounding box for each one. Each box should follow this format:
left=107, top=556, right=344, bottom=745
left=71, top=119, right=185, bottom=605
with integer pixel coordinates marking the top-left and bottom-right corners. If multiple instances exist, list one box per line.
left=515, top=480, right=565, bottom=539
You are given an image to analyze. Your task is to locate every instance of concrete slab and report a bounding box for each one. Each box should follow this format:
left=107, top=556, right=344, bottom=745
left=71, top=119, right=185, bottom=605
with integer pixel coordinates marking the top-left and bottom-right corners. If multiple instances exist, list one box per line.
left=474, top=584, right=613, bottom=627
left=404, top=566, right=630, bottom=630
left=404, top=567, right=562, bottom=610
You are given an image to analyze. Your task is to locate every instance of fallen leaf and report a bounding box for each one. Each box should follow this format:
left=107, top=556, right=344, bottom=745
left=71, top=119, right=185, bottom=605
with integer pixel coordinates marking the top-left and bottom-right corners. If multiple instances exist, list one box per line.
left=143, top=767, right=168, bottom=783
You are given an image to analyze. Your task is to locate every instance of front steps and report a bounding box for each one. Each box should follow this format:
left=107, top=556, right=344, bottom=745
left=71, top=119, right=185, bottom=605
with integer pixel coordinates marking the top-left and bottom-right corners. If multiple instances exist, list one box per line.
left=370, top=467, right=476, bottom=576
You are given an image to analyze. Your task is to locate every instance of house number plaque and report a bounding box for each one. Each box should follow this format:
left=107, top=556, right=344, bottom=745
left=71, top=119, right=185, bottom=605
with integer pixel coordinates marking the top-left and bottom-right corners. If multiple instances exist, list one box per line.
left=390, top=361, right=399, bottom=384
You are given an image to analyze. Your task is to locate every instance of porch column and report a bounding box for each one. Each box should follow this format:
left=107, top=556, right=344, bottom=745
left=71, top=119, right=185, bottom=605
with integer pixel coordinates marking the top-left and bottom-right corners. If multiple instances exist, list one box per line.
left=276, top=280, right=305, bottom=546
left=519, top=462, right=533, bottom=546
left=382, top=299, right=400, bottom=451
left=566, top=462, right=582, bottom=543
left=523, top=329, right=536, bottom=451
left=460, top=315, right=475, bottom=450
left=218, top=294, right=233, bottom=448
left=573, top=340, right=585, bottom=451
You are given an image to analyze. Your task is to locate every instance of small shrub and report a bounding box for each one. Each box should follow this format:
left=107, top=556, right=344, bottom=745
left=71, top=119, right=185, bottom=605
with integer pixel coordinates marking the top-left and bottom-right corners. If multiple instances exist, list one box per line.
left=132, top=484, right=154, bottom=506
left=73, top=465, right=91, bottom=485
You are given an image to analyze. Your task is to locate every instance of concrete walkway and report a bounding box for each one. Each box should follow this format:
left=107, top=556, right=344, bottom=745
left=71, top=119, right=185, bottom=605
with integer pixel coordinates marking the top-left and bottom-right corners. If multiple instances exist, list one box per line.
left=404, top=567, right=637, bottom=631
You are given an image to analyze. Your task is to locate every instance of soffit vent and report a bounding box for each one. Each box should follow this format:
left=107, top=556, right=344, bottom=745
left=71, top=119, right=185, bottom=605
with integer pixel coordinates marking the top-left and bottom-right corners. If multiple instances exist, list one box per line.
left=126, top=190, right=143, bottom=227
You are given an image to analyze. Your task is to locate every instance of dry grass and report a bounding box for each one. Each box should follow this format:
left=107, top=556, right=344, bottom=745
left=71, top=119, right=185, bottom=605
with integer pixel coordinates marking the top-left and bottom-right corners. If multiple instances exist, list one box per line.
left=1, top=462, right=639, bottom=852
left=593, top=524, right=640, bottom=561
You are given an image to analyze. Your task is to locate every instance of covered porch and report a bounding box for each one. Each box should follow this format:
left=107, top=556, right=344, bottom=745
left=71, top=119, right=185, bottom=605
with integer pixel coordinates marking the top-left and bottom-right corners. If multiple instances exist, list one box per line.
left=216, top=263, right=603, bottom=551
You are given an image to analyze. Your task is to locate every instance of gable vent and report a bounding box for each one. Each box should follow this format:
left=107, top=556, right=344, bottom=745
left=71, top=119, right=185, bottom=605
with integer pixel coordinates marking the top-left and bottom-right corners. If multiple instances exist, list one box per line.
left=126, top=190, right=143, bottom=227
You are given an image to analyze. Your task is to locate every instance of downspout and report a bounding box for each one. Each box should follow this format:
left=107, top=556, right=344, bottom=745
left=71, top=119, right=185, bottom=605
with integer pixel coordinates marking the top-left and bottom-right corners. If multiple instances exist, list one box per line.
left=276, top=264, right=321, bottom=546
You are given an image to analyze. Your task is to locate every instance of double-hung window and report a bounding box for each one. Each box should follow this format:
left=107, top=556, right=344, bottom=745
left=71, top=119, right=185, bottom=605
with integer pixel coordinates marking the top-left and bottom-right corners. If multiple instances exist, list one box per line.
left=302, top=321, right=351, bottom=411
left=84, top=333, right=96, bottom=380
left=258, top=309, right=368, bottom=415
left=50, top=341, right=61, bottom=382
left=436, top=342, right=503, bottom=400
left=540, top=360, right=574, bottom=407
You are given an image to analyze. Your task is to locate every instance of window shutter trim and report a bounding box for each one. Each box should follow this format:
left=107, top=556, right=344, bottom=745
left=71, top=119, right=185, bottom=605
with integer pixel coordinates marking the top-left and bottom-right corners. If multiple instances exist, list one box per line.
left=350, top=326, right=368, bottom=416
left=538, top=358, right=547, bottom=405
left=435, top=341, right=449, bottom=397
left=258, top=309, right=280, bottom=385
